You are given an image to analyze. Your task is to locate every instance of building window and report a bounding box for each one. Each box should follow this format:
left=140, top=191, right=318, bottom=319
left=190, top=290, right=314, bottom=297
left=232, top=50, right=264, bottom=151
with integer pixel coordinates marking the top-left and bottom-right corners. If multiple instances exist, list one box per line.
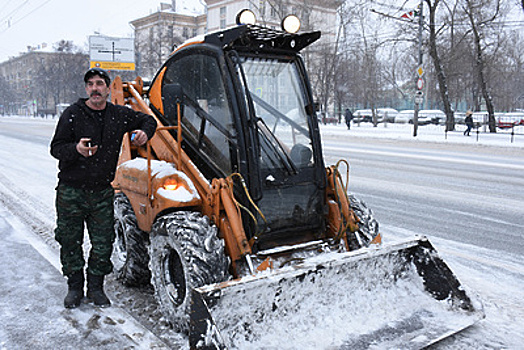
left=220, top=19, right=226, bottom=29
left=183, top=27, right=189, bottom=38
left=220, top=6, right=226, bottom=17
left=259, top=0, right=265, bottom=16
left=168, top=25, right=174, bottom=41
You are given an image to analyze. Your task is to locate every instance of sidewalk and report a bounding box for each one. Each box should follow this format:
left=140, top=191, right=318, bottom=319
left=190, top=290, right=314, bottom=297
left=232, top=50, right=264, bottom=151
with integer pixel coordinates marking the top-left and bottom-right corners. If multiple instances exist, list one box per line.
left=0, top=208, right=169, bottom=350
left=320, top=122, right=524, bottom=149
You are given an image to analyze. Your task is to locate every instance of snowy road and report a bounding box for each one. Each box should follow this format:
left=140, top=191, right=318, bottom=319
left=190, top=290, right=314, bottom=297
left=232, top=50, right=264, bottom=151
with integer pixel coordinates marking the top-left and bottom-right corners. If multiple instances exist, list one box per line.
left=321, top=133, right=524, bottom=256
left=0, top=116, right=523, bottom=349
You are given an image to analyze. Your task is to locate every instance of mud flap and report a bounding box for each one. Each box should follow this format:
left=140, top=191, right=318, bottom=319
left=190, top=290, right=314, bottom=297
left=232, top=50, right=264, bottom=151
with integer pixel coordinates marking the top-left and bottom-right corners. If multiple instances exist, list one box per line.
left=189, top=237, right=484, bottom=349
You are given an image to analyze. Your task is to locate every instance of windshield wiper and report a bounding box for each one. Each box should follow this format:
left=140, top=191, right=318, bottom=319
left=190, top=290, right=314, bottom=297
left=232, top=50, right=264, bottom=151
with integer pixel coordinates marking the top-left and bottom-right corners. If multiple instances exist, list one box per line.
left=250, top=93, right=309, bottom=137
left=257, top=118, right=297, bottom=175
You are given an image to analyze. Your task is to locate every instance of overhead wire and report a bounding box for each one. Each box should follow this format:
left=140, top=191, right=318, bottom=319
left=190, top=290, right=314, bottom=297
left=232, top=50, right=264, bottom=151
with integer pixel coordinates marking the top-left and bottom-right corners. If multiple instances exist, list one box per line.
left=0, top=0, right=53, bottom=34
left=0, top=0, right=29, bottom=25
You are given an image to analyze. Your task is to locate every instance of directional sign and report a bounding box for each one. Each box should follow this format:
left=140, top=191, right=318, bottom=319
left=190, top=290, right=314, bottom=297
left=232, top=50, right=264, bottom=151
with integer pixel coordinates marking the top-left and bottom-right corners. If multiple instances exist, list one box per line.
left=89, top=36, right=135, bottom=71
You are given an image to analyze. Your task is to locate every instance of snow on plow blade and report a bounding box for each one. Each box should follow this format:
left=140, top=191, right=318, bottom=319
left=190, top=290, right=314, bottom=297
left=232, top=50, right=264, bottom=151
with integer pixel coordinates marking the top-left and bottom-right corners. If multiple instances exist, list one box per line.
left=189, top=237, right=484, bottom=349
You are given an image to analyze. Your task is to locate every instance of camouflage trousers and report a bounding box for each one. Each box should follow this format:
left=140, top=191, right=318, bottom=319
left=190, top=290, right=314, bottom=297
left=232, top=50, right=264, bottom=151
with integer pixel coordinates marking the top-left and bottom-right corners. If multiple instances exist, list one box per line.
left=54, top=184, right=115, bottom=277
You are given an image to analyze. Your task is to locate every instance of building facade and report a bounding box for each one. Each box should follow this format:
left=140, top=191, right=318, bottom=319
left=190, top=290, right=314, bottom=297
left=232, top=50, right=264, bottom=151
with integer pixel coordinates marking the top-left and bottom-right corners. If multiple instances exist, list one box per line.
left=0, top=50, right=88, bottom=115
left=130, top=2, right=207, bottom=78
left=131, top=0, right=338, bottom=78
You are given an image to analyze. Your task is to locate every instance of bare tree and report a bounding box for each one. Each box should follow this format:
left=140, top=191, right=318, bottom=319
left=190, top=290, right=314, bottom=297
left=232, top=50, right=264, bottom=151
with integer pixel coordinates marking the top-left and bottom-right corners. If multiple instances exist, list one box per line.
left=423, top=0, right=456, bottom=131
left=135, top=20, right=185, bottom=79
left=0, top=76, right=16, bottom=115
left=463, top=0, right=505, bottom=132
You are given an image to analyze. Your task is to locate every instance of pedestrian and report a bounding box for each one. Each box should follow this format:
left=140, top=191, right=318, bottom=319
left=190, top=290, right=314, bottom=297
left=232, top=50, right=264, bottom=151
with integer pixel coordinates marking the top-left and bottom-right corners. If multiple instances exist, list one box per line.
left=464, top=110, right=474, bottom=136
left=344, top=108, right=354, bottom=130
left=50, top=68, right=157, bottom=309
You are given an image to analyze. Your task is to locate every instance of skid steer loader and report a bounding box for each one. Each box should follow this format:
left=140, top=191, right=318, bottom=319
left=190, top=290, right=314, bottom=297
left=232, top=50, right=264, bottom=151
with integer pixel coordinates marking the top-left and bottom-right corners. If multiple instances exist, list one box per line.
left=111, top=11, right=483, bottom=349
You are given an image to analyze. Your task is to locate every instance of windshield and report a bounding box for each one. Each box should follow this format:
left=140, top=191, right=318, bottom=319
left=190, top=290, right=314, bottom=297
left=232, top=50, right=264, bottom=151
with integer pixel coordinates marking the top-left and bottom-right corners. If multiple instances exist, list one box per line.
left=239, top=56, right=314, bottom=171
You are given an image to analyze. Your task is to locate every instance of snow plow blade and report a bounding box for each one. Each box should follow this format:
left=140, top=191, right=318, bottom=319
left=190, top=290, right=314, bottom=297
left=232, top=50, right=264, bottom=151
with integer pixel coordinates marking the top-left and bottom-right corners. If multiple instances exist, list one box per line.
left=189, top=237, right=484, bottom=349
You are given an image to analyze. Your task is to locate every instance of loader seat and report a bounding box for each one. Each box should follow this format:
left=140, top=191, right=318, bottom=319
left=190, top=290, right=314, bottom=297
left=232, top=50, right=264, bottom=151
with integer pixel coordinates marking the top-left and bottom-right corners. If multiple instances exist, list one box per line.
left=290, top=143, right=312, bottom=168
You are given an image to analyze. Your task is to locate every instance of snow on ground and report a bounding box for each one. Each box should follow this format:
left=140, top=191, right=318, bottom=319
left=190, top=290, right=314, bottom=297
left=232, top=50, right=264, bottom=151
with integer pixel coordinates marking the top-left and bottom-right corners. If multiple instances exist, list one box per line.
left=319, top=120, right=523, bottom=149
left=0, top=116, right=523, bottom=349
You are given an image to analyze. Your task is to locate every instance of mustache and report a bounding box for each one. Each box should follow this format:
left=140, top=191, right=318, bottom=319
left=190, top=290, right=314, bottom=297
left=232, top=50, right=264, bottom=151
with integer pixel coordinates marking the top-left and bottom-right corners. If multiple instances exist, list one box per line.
left=90, top=92, right=102, bottom=97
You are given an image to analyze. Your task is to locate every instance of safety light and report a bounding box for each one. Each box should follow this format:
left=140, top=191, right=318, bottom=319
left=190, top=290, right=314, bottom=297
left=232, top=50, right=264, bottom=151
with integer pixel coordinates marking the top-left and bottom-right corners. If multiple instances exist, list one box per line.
left=163, top=178, right=180, bottom=191
left=236, top=9, right=257, bottom=25
left=281, top=15, right=301, bottom=34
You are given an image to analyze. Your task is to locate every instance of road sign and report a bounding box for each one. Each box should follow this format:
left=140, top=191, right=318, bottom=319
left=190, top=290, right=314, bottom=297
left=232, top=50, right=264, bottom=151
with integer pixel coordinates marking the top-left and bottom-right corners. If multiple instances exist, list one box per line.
left=417, top=78, right=424, bottom=90
left=417, top=66, right=424, bottom=77
left=89, top=36, right=135, bottom=71
left=415, top=91, right=424, bottom=104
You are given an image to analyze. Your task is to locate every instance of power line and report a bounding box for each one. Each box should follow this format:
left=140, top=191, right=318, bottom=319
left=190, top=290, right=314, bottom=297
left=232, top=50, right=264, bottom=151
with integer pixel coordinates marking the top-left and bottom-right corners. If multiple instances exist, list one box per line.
left=0, top=0, right=53, bottom=34
left=0, top=0, right=29, bottom=25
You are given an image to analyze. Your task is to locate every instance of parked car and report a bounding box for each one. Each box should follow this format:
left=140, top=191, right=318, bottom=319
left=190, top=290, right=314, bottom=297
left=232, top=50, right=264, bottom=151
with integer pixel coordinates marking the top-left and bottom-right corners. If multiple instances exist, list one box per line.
left=376, top=108, right=399, bottom=123
left=455, top=112, right=466, bottom=124
left=472, top=111, right=489, bottom=126
left=319, top=112, right=339, bottom=125
left=395, top=110, right=414, bottom=124
left=497, top=112, right=524, bottom=129
left=419, top=110, right=446, bottom=125
left=353, top=108, right=398, bottom=123
left=396, top=109, right=432, bottom=125
left=353, top=109, right=374, bottom=123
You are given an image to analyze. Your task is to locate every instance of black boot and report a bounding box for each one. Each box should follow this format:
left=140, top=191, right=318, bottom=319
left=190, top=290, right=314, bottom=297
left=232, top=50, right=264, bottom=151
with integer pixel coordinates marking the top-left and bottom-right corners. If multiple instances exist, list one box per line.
left=86, top=274, right=111, bottom=307
left=64, top=270, right=84, bottom=309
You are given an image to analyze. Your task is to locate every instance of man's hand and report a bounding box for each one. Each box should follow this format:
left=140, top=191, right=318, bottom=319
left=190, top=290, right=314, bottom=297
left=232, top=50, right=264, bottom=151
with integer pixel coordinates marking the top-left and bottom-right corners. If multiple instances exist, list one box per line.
left=130, top=130, right=148, bottom=146
left=76, top=138, right=98, bottom=157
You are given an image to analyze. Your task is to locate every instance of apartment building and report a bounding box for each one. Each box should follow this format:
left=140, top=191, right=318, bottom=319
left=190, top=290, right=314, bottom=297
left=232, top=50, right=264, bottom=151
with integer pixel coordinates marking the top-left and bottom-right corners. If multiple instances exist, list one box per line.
left=132, top=0, right=338, bottom=77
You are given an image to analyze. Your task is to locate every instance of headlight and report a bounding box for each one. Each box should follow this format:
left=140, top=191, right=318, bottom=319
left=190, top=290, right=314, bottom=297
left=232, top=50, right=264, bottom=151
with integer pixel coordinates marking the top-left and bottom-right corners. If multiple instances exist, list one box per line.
left=163, top=178, right=180, bottom=191
left=236, top=9, right=257, bottom=25
left=282, top=15, right=301, bottom=34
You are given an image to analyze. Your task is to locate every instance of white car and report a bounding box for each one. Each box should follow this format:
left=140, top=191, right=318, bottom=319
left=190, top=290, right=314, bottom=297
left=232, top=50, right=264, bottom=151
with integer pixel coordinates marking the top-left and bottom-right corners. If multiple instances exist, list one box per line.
left=419, top=110, right=446, bottom=125
left=377, top=108, right=398, bottom=122
left=353, top=109, right=373, bottom=123
left=396, top=110, right=414, bottom=123
left=396, top=110, right=432, bottom=125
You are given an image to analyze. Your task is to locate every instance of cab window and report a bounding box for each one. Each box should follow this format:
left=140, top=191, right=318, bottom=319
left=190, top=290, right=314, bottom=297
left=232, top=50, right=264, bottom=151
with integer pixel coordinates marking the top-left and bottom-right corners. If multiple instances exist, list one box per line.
left=162, top=52, right=235, bottom=175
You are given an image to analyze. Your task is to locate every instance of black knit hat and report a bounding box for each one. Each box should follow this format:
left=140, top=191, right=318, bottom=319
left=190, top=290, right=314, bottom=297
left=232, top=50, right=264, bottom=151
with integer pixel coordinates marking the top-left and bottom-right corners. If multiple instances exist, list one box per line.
left=84, top=67, right=111, bottom=86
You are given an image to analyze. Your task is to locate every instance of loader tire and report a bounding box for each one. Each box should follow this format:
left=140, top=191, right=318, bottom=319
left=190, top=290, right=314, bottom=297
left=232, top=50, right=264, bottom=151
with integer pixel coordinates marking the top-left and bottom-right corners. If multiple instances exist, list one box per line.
left=348, top=194, right=380, bottom=250
left=113, top=192, right=151, bottom=286
left=149, top=211, right=229, bottom=332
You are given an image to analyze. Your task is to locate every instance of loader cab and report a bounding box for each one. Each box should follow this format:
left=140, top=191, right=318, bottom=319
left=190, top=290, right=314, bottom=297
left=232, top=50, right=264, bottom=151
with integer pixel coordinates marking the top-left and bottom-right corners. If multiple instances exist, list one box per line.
left=149, top=23, right=326, bottom=250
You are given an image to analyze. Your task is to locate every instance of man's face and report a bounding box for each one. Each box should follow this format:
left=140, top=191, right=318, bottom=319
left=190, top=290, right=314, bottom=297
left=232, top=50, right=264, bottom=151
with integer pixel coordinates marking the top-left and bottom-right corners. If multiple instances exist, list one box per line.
left=85, top=75, right=110, bottom=107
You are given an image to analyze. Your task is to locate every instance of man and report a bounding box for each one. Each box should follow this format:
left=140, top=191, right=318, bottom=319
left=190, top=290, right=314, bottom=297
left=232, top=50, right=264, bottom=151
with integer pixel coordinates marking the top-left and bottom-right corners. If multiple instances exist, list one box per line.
left=464, top=110, right=474, bottom=136
left=344, top=109, right=353, bottom=130
left=50, top=68, right=157, bottom=308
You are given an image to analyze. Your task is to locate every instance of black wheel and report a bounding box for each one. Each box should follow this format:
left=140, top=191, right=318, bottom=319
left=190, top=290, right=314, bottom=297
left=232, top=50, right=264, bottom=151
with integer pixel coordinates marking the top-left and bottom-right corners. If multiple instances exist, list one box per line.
left=347, top=194, right=380, bottom=250
left=149, top=211, right=229, bottom=331
left=113, top=192, right=151, bottom=286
